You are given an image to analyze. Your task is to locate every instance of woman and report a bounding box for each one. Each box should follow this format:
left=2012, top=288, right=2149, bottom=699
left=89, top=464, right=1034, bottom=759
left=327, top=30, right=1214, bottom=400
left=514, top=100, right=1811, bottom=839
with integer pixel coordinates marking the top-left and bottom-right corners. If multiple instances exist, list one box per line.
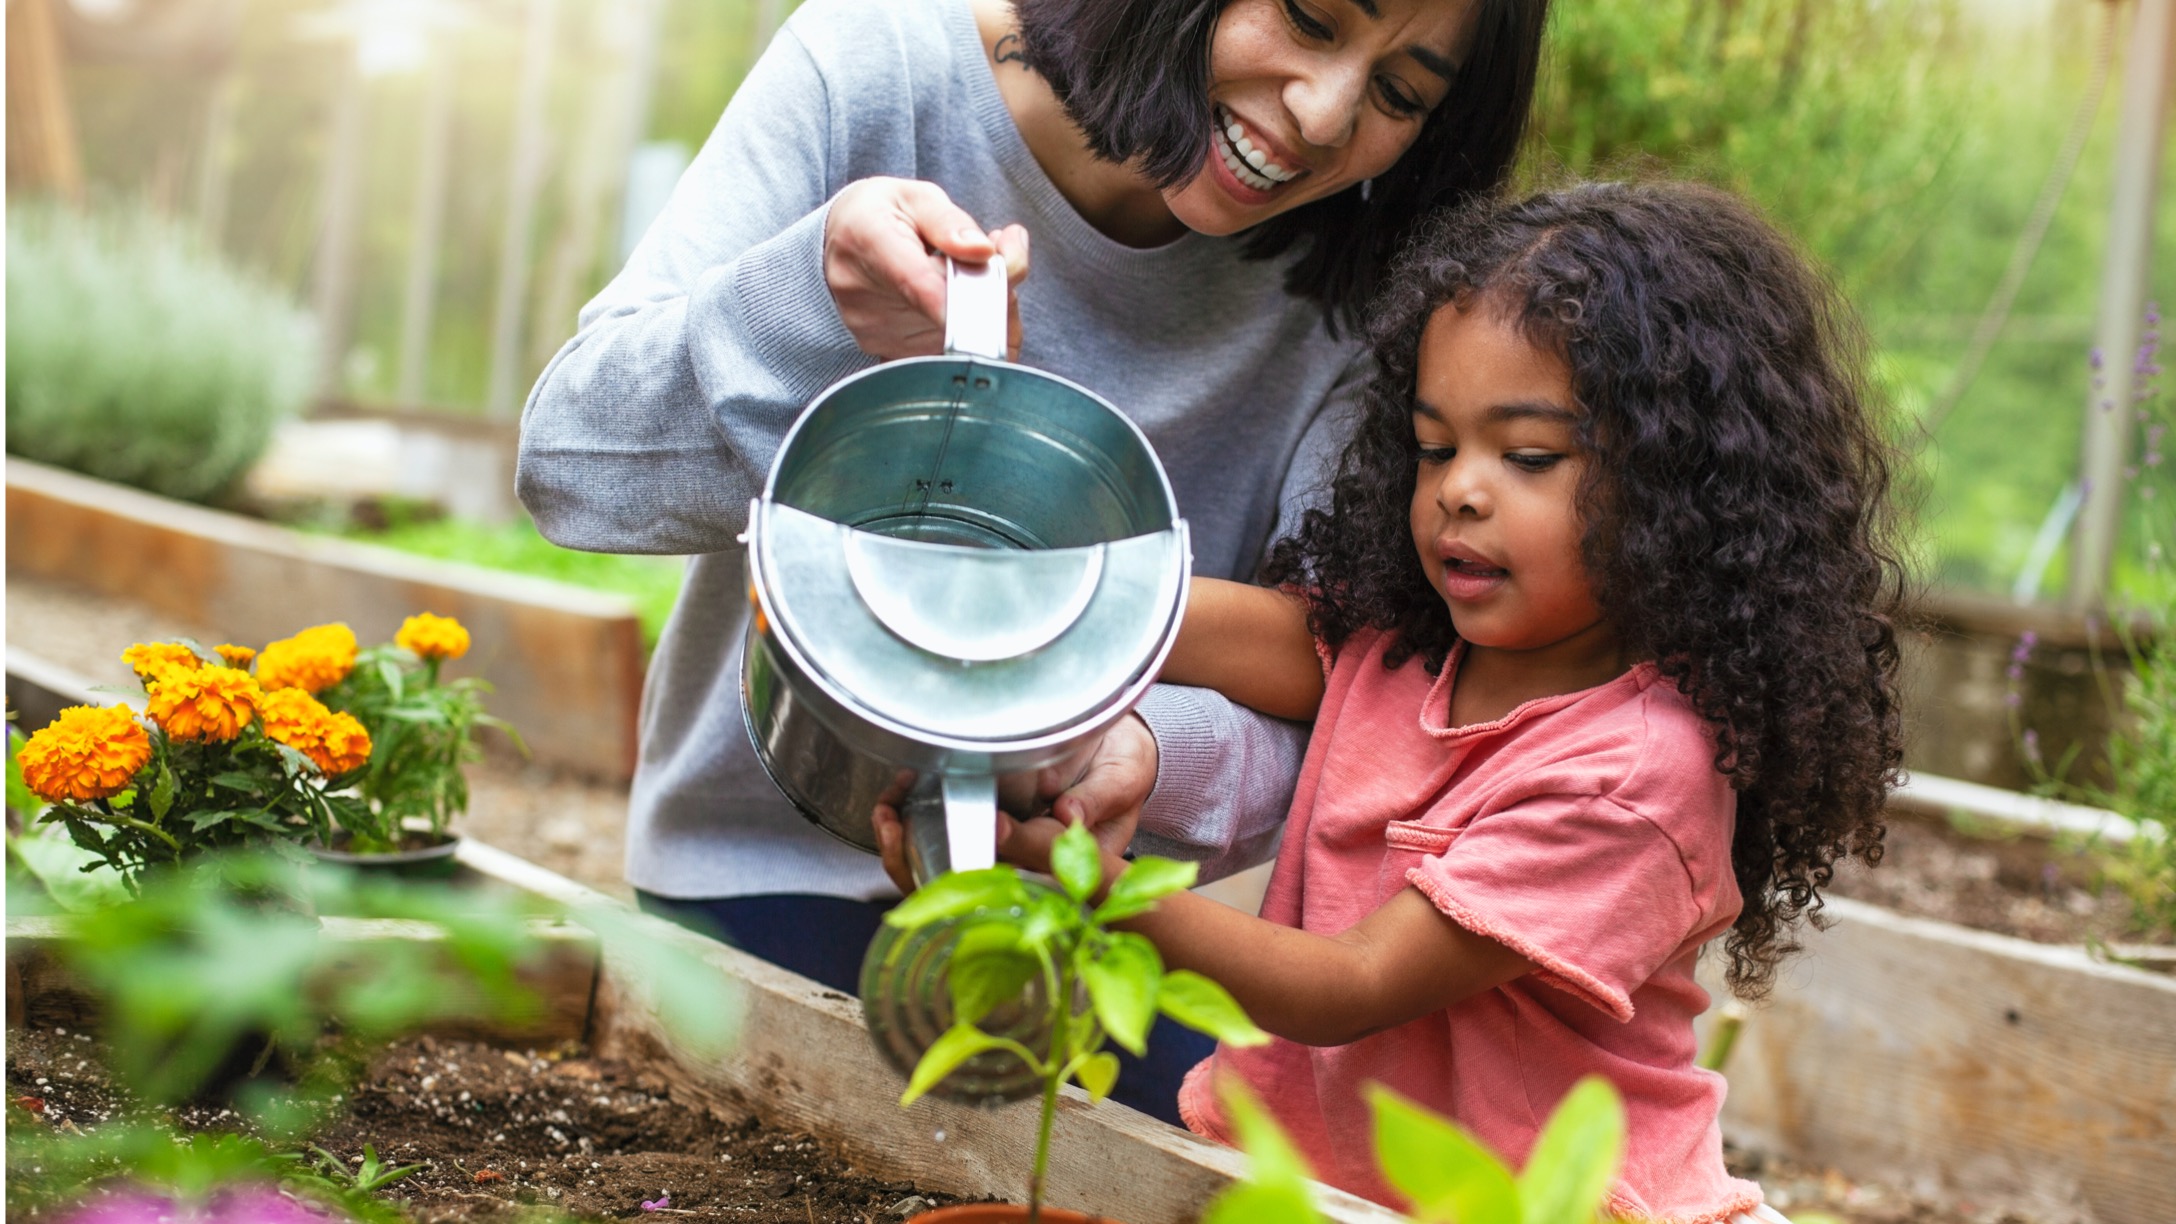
left=516, top=0, right=1547, bottom=1122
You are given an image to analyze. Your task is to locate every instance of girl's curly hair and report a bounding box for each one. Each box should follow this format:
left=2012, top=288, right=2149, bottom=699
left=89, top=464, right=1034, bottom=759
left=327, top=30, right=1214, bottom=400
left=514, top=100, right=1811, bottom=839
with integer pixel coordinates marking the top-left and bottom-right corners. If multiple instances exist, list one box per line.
left=1265, top=182, right=1907, bottom=998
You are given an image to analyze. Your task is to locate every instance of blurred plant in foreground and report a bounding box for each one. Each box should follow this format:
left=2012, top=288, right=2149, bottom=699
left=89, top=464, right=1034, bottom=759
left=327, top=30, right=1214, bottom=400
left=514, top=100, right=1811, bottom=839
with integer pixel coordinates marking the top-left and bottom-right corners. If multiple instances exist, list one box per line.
left=4, top=203, right=315, bottom=505
left=1202, top=1074, right=1625, bottom=1224
left=4, top=849, right=739, bottom=1222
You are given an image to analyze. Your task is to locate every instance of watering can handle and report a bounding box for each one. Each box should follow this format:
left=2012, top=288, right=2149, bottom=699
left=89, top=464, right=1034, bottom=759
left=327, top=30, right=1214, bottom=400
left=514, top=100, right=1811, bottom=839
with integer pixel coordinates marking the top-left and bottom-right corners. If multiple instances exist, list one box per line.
left=902, top=773, right=999, bottom=885
left=944, top=255, right=1009, bottom=361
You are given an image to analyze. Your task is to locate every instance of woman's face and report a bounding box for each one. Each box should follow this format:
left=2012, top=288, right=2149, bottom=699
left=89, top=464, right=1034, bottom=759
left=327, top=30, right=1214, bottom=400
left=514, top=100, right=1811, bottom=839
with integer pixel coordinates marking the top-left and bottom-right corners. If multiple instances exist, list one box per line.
left=1165, top=0, right=1478, bottom=235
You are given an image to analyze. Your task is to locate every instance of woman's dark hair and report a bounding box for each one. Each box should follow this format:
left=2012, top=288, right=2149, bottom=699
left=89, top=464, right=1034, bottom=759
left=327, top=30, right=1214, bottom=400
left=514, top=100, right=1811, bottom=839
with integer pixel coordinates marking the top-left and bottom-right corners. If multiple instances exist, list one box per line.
left=1266, top=181, right=1907, bottom=998
left=1013, top=0, right=1548, bottom=333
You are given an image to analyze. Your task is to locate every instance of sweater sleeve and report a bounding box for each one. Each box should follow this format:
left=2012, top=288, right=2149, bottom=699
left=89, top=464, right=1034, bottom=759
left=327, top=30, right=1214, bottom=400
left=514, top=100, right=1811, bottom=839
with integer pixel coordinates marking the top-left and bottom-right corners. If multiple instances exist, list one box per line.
left=516, top=26, right=874, bottom=556
left=1128, top=351, right=1367, bottom=881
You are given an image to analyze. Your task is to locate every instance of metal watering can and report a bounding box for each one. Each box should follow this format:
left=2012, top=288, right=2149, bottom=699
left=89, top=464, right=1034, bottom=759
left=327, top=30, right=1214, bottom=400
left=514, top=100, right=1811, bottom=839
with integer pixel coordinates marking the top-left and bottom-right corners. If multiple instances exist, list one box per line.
left=739, top=258, right=1191, bottom=1103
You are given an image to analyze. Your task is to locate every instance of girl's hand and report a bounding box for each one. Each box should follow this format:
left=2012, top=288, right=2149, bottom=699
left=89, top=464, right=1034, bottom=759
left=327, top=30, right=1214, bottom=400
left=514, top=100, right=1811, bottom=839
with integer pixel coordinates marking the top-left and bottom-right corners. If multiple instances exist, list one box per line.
left=824, top=177, right=1030, bottom=360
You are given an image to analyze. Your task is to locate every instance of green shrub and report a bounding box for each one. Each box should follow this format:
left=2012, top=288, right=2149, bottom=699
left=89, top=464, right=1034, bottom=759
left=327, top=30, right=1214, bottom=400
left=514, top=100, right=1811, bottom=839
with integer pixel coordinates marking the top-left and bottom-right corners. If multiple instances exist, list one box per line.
left=5, top=203, right=316, bottom=504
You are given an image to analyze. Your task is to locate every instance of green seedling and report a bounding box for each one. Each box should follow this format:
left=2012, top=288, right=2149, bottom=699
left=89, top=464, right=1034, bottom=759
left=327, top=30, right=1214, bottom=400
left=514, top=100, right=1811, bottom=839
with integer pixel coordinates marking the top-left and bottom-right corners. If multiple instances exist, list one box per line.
left=305, top=1143, right=425, bottom=1194
left=887, top=821, right=1268, bottom=1222
left=1203, top=1074, right=1627, bottom=1224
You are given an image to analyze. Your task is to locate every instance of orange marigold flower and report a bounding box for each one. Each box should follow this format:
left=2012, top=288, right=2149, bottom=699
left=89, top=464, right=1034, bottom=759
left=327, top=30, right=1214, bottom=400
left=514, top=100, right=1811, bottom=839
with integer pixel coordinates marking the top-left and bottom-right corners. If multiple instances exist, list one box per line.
left=145, top=666, right=261, bottom=742
left=396, top=612, right=471, bottom=663
left=215, top=643, right=257, bottom=668
left=256, top=623, right=359, bottom=694
left=16, top=706, right=152, bottom=803
left=121, top=642, right=203, bottom=686
left=259, top=687, right=371, bottom=775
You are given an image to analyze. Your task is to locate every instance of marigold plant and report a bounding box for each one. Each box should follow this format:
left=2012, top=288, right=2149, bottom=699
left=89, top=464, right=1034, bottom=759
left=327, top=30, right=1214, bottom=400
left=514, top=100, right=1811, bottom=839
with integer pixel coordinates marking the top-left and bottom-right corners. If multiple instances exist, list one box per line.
left=256, top=623, right=359, bottom=694
left=15, top=642, right=372, bottom=880
left=394, top=612, right=470, bottom=664
left=319, top=611, right=510, bottom=852
left=215, top=643, right=257, bottom=668
left=258, top=688, right=372, bottom=778
left=17, top=706, right=153, bottom=803
left=145, top=667, right=262, bottom=743
left=122, top=642, right=205, bottom=686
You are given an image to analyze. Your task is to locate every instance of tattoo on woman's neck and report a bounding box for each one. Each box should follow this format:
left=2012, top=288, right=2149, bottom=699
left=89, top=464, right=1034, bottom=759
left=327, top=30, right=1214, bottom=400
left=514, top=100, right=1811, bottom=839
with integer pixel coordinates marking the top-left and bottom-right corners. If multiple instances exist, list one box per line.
left=994, top=33, right=1027, bottom=66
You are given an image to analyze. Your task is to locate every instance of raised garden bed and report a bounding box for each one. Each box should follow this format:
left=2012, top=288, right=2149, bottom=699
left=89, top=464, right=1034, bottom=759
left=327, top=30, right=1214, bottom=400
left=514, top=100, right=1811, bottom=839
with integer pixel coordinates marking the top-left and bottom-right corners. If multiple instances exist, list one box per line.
left=1702, top=779, right=2175, bottom=1224
left=5, top=458, right=645, bottom=781
left=5, top=840, right=1403, bottom=1224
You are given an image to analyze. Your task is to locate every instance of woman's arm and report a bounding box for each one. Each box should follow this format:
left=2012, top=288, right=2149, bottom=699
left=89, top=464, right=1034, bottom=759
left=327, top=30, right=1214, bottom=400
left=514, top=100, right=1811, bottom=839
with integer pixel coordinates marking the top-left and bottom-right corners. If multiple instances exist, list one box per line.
left=1161, top=579, right=1326, bottom=721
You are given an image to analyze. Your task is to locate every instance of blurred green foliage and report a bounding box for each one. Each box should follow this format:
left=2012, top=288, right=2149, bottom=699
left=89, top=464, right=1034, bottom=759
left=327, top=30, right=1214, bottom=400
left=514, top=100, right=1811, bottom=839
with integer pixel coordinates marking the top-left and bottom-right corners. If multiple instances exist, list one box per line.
left=4, top=203, right=316, bottom=503
left=39, top=0, right=2176, bottom=604
left=1531, top=0, right=2176, bottom=604
left=325, top=515, right=685, bottom=651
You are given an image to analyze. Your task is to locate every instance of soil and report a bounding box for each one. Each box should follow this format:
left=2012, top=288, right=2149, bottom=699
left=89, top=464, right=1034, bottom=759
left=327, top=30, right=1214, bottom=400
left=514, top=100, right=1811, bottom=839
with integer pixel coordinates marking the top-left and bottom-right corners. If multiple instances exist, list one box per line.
left=5, top=1026, right=965, bottom=1223
left=1827, top=809, right=2171, bottom=953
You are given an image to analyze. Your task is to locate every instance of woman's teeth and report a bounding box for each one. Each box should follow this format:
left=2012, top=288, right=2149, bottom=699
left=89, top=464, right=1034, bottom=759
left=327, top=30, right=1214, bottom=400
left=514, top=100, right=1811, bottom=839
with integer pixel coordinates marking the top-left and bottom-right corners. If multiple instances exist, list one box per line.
left=1215, top=108, right=1297, bottom=191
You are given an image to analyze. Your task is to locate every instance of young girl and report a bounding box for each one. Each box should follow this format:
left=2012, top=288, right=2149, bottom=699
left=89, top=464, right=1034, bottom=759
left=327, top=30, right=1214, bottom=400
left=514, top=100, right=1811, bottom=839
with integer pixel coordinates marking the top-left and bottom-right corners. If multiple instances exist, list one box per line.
left=913, top=180, right=1905, bottom=1220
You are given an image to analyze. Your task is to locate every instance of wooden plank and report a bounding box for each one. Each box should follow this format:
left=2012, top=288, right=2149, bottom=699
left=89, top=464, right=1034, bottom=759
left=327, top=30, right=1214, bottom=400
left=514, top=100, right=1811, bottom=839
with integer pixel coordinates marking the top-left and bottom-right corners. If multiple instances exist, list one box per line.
left=1891, top=770, right=2143, bottom=845
left=1706, top=895, right=2176, bottom=1224
left=6, top=915, right=598, bottom=1045
left=6, top=458, right=645, bottom=779
left=451, top=843, right=1403, bottom=1223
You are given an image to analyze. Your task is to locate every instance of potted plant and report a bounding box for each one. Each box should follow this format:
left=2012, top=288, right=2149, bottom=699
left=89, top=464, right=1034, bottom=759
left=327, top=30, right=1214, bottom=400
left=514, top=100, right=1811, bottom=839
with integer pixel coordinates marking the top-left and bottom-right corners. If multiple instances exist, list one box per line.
left=15, top=639, right=371, bottom=889
left=307, top=612, right=514, bottom=871
left=878, top=820, right=1268, bottom=1224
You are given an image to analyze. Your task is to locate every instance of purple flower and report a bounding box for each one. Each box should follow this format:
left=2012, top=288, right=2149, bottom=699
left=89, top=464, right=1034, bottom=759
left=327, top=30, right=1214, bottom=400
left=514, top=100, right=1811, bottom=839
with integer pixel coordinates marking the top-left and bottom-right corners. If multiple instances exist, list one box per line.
left=2005, top=689, right=2023, bottom=709
left=2090, top=347, right=2105, bottom=370
left=642, top=1193, right=673, bottom=1212
left=2022, top=728, right=2042, bottom=766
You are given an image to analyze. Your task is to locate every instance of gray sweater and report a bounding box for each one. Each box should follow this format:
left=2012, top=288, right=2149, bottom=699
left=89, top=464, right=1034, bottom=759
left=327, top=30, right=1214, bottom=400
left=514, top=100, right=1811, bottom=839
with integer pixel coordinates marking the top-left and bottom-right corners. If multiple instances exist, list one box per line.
left=517, top=0, right=1366, bottom=899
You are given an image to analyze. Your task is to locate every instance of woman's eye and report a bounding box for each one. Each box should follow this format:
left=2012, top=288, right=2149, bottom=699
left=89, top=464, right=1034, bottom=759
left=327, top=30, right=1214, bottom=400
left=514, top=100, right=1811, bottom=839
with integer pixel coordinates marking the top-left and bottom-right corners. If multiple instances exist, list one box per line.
left=1281, top=0, right=1333, bottom=40
left=1508, top=452, right=1564, bottom=472
left=1376, top=77, right=1426, bottom=117
left=1416, top=445, right=1456, bottom=465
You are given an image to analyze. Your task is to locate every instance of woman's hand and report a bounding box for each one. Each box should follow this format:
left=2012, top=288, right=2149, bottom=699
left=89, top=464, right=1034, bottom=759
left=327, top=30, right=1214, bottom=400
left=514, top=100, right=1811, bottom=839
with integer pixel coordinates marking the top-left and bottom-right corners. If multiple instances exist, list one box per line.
left=870, top=713, right=1159, bottom=894
left=824, top=177, right=1030, bottom=360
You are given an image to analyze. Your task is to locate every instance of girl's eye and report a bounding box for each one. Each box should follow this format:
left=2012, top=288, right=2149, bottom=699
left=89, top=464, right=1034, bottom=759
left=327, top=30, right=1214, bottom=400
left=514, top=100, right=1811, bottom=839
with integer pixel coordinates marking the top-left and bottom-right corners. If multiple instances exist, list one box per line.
left=1376, top=76, right=1426, bottom=118
left=1281, top=0, right=1333, bottom=41
left=1508, top=452, right=1564, bottom=472
left=1416, top=445, right=1456, bottom=466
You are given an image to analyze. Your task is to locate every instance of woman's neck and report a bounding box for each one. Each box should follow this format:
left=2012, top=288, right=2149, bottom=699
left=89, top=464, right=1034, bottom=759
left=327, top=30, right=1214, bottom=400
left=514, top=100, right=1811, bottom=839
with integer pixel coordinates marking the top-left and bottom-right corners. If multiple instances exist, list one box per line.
left=1448, top=622, right=1638, bottom=729
left=970, top=0, right=1189, bottom=249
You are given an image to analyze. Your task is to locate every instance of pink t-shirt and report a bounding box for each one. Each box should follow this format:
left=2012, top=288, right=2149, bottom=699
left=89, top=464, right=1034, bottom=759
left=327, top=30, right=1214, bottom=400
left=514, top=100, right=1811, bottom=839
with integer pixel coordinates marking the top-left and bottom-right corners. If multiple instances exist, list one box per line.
left=1177, top=627, right=1764, bottom=1224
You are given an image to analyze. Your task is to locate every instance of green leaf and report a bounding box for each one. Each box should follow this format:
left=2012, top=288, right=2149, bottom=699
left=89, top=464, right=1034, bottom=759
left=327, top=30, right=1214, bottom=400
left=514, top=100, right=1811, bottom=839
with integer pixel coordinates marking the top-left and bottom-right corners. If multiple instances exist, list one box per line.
left=147, top=762, right=177, bottom=820
left=947, top=940, right=1041, bottom=1028
left=1516, top=1076, right=1624, bottom=1224
left=1368, top=1084, right=1520, bottom=1224
left=1051, top=820, right=1103, bottom=903
left=207, top=771, right=264, bottom=791
left=884, top=867, right=1028, bottom=932
left=1073, top=1051, right=1120, bottom=1103
left=9, top=833, right=131, bottom=913
left=1082, top=932, right=1162, bottom=1056
left=1016, top=887, right=1078, bottom=954
left=1092, top=855, right=1199, bottom=924
left=1157, top=970, right=1269, bottom=1047
left=1201, top=1179, right=1323, bottom=1224
left=900, top=1023, right=1009, bottom=1107
left=1216, top=1075, right=1315, bottom=1194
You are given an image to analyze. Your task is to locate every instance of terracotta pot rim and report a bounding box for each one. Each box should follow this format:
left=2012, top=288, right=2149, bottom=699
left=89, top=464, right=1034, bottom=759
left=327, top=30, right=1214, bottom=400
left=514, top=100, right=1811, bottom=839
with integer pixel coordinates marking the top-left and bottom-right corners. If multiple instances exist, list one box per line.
left=907, top=1204, right=1122, bottom=1224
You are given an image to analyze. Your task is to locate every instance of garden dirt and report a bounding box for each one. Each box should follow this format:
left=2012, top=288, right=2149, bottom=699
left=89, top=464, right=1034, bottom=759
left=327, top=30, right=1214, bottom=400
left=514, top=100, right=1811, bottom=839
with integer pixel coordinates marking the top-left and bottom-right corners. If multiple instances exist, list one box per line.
left=6, top=1027, right=965, bottom=1222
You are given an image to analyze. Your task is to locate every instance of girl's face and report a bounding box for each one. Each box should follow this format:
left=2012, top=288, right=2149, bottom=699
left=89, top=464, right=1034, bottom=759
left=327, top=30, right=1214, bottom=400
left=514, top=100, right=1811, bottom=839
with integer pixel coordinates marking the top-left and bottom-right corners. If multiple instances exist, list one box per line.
left=1408, top=302, right=1609, bottom=659
left=1164, top=0, right=1478, bottom=236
